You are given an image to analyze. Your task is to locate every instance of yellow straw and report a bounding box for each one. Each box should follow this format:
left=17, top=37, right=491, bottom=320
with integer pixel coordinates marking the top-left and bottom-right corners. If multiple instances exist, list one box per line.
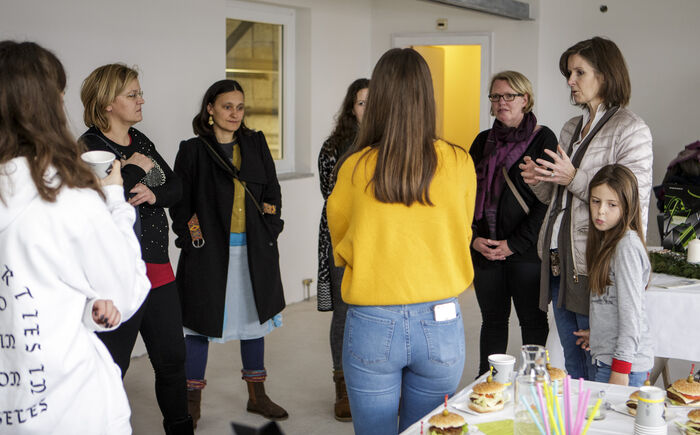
left=580, top=398, right=601, bottom=435
left=544, top=383, right=561, bottom=435
left=554, top=384, right=565, bottom=435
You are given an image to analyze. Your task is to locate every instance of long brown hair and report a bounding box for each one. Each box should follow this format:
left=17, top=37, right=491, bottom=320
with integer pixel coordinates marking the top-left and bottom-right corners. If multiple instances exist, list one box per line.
left=323, top=78, right=369, bottom=158
left=586, top=164, right=646, bottom=295
left=337, top=48, right=444, bottom=206
left=0, top=40, right=103, bottom=203
left=559, top=36, right=631, bottom=109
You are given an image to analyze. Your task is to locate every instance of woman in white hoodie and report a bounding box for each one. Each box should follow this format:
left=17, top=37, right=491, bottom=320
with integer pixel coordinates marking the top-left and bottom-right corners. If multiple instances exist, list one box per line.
left=0, top=41, right=150, bottom=434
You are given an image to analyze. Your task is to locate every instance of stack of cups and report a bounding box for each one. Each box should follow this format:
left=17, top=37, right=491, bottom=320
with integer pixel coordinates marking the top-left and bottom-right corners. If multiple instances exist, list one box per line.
left=488, top=354, right=516, bottom=386
left=634, top=386, right=667, bottom=435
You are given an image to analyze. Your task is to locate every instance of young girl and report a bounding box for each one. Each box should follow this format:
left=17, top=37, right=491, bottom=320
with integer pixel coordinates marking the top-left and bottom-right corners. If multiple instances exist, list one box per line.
left=575, top=164, right=653, bottom=387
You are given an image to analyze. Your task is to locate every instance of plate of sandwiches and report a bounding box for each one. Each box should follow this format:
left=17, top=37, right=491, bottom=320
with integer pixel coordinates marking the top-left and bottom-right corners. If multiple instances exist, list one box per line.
left=452, top=379, right=509, bottom=415
left=674, top=409, right=700, bottom=435
left=667, top=377, right=700, bottom=408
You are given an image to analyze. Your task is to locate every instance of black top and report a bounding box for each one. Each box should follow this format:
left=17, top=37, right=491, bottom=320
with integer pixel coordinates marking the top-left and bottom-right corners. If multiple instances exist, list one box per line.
left=469, top=126, right=558, bottom=266
left=80, top=126, right=182, bottom=263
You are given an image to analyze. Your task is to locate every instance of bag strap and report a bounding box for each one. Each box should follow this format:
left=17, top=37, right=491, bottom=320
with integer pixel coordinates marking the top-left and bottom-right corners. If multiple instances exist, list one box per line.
left=81, top=132, right=125, bottom=158
left=198, top=136, right=266, bottom=216
left=502, top=167, right=530, bottom=215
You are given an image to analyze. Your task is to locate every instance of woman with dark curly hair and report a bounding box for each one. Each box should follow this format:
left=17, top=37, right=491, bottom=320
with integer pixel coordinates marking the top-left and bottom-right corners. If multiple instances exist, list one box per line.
left=316, top=77, right=368, bottom=421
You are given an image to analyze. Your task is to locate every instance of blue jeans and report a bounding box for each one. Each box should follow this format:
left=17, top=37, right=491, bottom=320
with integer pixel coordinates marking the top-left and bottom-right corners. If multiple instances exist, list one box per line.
left=343, top=298, right=465, bottom=435
left=593, top=360, right=647, bottom=387
left=551, top=274, right=595, bottom=380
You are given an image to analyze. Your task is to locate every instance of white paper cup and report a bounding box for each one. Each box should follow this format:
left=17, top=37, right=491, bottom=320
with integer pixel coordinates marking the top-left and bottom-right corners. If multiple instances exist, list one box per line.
left=634, top=386, right=666, bottom=428
left=81, top=151, right=115, bottom=178
left=488, top=353, right=516, bottom=385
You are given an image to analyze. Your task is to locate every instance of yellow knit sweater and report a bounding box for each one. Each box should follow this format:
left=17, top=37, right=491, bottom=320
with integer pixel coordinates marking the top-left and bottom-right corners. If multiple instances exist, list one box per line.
left=327, top=140, right=476, bottom=306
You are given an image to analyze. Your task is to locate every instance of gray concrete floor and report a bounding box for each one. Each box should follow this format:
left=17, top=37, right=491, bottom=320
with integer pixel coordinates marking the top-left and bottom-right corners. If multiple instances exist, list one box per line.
left=124, top=288, right=526, bottom=434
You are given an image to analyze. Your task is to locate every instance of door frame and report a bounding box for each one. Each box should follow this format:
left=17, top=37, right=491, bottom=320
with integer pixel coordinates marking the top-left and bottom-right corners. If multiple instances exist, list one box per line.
left=392, top=32, right=493, bottom=133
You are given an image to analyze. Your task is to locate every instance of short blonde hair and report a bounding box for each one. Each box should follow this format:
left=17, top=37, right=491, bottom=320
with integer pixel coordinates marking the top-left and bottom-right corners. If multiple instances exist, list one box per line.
left=80, top=63, right=139, bottom=131
left=489, top=70, right=534, bottom=114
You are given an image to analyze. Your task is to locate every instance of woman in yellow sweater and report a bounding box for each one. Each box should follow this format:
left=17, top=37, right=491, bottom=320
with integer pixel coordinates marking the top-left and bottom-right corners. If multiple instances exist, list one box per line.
left=327, top=47, right=477, bottom=435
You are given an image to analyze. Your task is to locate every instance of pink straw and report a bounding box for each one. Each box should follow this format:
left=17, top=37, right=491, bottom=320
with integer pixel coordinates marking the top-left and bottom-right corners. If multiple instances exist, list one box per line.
left=572, top=388, right=591, bottom=435
left=536, top=382, right=551, bottom=435
left=564, top=375, right=572, bottom=435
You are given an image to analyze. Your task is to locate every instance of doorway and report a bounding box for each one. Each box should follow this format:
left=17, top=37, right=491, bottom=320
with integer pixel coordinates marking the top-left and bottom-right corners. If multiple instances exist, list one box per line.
left=393, top=33, right=492, bottom=150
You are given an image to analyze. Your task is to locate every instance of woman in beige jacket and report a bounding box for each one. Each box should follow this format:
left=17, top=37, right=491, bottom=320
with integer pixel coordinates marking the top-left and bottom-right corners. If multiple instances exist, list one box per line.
left=520, top=36, right=652, bottom=380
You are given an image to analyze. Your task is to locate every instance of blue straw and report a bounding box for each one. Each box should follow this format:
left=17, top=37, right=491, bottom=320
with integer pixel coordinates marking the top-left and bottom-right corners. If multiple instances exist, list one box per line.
left=530, top=385, right=544, bottom=422
left=520, top=395, right=546, bottom=435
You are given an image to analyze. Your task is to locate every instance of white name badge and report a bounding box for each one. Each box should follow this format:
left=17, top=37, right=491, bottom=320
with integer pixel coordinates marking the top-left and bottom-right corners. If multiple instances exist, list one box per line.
left=433, top=302, right=457, bottom=321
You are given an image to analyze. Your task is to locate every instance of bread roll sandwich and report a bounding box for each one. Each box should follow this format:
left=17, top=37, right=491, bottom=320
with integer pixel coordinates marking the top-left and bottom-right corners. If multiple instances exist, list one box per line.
left=468, top=379, right=506, bottom=413
left=667, top=376, right=700, bottom=407
left=426, top=409, right=468, bottom=435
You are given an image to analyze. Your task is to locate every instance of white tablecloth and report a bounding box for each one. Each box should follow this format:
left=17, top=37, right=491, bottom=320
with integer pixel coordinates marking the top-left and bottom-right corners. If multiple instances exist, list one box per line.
left=402, top=374, right=692, bottom=434
left=646, top=273, right=700, bottom=361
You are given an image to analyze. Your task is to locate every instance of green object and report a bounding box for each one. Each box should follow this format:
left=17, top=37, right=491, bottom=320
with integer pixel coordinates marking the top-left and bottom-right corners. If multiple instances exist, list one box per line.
left=478, top=419, right=514, bottom=435
left=650, top=250, right=700, bottom=279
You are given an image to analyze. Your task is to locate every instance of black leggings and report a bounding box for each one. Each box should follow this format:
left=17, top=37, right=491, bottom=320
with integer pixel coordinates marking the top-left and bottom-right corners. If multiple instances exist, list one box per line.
left=473, top=260, right=549, bottom=376
left=97, top=281, right=188, bottom=424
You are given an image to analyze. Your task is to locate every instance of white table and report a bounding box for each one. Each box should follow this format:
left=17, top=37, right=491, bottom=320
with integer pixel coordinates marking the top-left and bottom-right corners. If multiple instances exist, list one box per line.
left=402, top=374, right=691, bottom=434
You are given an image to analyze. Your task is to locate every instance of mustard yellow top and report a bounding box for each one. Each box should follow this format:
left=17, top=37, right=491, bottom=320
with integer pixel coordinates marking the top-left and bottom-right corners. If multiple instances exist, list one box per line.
left=230, top=143, right=246, bottom=233
left=327, top=140, right=477, bottom=306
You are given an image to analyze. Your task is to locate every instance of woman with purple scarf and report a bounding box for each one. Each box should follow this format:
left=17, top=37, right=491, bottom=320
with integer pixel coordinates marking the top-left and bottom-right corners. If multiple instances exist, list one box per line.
left=469, top=71, right=557, bottom=376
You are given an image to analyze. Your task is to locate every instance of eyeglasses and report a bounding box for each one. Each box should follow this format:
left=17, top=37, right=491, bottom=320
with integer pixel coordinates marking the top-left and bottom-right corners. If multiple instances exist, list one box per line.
left=488, top=93, right=524, bottom=102
left=121, top=90, right=144, bottom=100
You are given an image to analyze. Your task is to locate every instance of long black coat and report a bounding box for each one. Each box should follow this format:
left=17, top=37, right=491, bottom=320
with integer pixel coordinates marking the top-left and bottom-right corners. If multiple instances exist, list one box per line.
left=169, top=130, right=285, bottom=337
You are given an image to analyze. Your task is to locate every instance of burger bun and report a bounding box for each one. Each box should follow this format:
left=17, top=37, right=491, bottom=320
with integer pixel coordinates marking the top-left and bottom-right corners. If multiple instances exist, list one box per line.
left=468, top=400, right=505, bottom=414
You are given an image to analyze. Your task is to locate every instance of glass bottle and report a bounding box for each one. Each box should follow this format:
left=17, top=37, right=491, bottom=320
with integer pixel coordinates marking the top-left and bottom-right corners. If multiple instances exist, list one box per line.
left=513, top=345, right=551, bottom=435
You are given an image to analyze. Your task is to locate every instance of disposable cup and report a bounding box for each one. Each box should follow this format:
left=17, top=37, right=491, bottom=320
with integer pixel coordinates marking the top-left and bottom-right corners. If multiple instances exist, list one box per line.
left=634, top=386, right=666, bottom=428
left=81, top=151, right=115, bottom=178
left=488, top=353, right=516, bottom=385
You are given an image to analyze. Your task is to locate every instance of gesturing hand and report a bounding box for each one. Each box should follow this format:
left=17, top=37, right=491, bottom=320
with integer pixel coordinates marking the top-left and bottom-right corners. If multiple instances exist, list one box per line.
left=123, top=152, right=154, bottom=173
left=534, top=145, right=576, bottom=186
left=519, top=156, right=542, bottom=186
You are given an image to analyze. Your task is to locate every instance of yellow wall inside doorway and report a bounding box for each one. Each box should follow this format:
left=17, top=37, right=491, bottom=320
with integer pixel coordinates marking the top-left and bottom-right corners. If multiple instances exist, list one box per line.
left=414, top=45, right=481, bottom=150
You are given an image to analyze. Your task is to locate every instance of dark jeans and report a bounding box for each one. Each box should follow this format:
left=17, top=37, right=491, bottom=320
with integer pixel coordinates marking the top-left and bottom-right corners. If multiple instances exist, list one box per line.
left=550, top=274, right=595, bottom=380
left=184, top=335, right=264, bottom=381
left=328, top=244, right=347, bottom=371
left=97, top=281, right=188, bottom=424
left=473, top=260, right=549, bottom=376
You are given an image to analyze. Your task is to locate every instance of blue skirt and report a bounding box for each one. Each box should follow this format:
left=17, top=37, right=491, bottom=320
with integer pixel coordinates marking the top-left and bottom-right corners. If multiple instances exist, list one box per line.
left=184, top=233, right=282, bottom=342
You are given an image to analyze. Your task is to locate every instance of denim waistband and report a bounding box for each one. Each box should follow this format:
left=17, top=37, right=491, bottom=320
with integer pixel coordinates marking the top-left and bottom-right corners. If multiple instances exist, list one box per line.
left=350, top=297, right=459, bottom=316
left=229, top=232, right=247, bottom=246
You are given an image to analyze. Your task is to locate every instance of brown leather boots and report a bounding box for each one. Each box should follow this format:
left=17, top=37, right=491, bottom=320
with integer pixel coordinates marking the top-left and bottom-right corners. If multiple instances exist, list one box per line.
left=333, top=369, right=352, bottom=422
left=245, top=379, right=289, bottom=420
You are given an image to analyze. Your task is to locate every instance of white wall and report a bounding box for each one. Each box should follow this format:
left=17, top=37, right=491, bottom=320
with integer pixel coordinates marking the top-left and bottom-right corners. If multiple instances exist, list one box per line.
left=2, top=0, right=698, bottom=302
left=536, top=0, right=700, bottom=245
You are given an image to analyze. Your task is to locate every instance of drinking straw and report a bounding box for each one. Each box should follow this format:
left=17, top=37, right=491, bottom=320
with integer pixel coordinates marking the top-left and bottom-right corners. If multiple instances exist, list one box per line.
left=544, top=382, right=561, bottom=435
left=580, top=398, right=602, bottom=435
left=564, top=375, right=572, bottom=435
left=553, top=382, right=565, bottom=435
left=531, top=385, right=544, bottom=424
left=536, top=382, right=551, bottom=435
left=520, top=395, right=547, bottom=435
left=572, top=388, right=591, bottom=435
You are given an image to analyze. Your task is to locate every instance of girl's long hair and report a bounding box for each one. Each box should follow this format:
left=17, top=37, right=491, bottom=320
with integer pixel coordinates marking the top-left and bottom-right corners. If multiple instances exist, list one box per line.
left=0, top=40, right=103, bottom=203
left=586, top=164, right=646, bottom=295
left=336, top=48, right=446, bottom=206
left=322, top=78, right=369, bottom=158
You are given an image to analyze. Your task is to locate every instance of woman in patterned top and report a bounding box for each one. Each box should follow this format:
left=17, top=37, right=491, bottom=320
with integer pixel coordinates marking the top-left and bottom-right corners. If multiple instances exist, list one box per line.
left=79, top=64, right=192, bottom=434
left=316, top=77, right=368, bottom=421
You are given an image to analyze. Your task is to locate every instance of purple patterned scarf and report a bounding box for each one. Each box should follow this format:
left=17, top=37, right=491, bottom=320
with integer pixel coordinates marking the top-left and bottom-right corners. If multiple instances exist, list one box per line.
left=474, top=112, right=538, bottom=237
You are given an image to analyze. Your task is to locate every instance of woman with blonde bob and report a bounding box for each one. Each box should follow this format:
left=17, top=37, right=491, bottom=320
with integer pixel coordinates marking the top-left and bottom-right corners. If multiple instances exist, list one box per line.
left=80, top=64, right=192, bottom=433
left=0, top=40, right=149, bottom=434
left=327, top=48, right=477, bottom=434
left=470, top=70, right=557, bottom=377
